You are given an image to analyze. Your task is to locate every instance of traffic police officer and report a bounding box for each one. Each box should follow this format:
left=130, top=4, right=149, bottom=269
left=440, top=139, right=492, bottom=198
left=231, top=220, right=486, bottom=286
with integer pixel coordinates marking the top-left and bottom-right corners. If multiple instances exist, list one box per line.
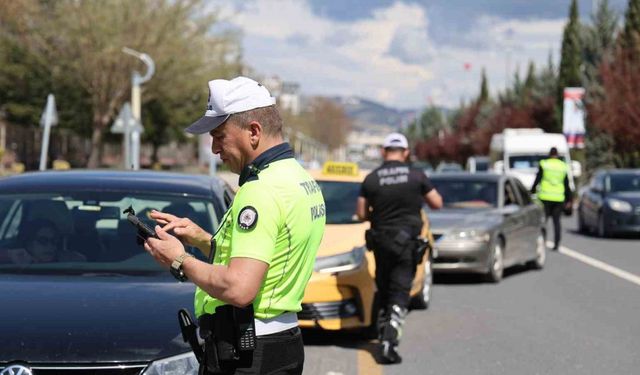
left=145, top=76, right=325, bottom=374
left=530, top=147, right=573, bottom=250
left=356, top=132, right=442, bottom=364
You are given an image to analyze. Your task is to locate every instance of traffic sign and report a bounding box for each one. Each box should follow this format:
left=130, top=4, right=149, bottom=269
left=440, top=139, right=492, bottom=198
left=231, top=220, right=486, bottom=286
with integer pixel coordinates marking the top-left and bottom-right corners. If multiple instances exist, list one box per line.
left=39, top=94, right=58, bottom=128
left=111, top=102, right=143, bottom=134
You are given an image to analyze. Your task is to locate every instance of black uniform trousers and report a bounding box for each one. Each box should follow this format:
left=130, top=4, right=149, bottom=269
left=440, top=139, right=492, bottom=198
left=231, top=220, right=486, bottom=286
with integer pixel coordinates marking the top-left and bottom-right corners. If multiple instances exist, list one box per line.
left=371, top=229, right=417, bottom=309
left=542, top=200, right=563, bottom=248
left=203, top=327, right=304, bottom=375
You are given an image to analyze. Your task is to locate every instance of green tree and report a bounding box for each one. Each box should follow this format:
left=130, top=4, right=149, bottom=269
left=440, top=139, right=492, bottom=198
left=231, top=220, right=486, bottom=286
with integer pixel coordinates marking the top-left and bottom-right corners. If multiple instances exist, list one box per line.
left=582, top=0, right=618, bottom=173
left=478, top=68, right=489, bottom=104
left=0, top=0, right=241, bottom=168
left=619, top=0, right=640, bottom=54
left=537, top=52, right=558, bottom=99
left=557, top=0, right=583, bottom=132
left=523, top=61, right=536, bottom=99
left=406, top=105, right=446, bottom=143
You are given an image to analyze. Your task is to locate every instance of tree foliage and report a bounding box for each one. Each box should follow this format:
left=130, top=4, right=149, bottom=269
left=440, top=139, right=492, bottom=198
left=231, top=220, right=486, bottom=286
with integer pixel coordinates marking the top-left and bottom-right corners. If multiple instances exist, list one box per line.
left=0, top=0, right=241, bottom=167
left=478, top=68, right=490, bottom=104
left=556, top=0, right=583, bottom=133
left=282, top=98, right=352, bottom=152
left=619, top=0, right=640, bottom=54
left=589, top=47, right=640, bottom=166
left=582, top=0, right=619, bottom=171
left=405, top=105, right=446, bottom=142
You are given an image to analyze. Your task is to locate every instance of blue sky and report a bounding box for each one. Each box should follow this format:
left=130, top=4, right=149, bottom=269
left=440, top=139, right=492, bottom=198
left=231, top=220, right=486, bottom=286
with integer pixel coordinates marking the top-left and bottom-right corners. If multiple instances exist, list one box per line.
left=213, top=0, right=628, bottom=109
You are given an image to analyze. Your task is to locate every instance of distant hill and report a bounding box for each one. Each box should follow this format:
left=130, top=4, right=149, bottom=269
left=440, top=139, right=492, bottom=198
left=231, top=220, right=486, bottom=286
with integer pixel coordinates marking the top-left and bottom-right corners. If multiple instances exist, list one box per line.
left=329, top=96, right=417, bottom=132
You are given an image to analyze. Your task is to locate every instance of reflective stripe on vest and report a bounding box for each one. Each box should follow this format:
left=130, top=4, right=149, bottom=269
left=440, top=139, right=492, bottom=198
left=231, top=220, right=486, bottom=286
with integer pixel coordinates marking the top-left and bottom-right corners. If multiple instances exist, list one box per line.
left=538, top=158, right=567, bottom=202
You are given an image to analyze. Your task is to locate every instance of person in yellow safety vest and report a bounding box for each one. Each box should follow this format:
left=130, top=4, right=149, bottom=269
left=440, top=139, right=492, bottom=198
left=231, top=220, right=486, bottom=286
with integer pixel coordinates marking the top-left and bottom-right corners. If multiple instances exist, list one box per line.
left=530, top=147, right=573, bottom=250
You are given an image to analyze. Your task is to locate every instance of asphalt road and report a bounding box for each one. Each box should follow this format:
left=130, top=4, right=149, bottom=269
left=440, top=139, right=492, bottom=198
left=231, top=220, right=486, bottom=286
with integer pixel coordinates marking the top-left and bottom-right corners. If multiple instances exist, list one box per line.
left=302, top=216, right=640, bottom=375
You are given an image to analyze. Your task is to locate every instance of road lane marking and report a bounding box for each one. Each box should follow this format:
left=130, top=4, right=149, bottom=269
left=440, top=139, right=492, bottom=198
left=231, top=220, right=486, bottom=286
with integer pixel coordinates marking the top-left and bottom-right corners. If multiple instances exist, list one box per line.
left=548, top=241, right=640, bottom=287
left=358, top=343, right=382, bottom=375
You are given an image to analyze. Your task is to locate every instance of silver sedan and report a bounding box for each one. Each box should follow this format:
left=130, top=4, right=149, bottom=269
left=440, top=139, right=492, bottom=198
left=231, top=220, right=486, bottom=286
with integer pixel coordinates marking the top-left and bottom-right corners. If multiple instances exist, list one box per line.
left=427, top=173, right=546, bottom=282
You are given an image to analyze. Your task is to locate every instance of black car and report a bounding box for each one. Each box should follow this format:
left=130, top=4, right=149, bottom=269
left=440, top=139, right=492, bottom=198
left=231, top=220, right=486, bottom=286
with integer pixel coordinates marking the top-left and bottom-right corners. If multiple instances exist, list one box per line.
left=577, top=169, right=640, bottom=237
left=0, top=170, right=234, bottom=374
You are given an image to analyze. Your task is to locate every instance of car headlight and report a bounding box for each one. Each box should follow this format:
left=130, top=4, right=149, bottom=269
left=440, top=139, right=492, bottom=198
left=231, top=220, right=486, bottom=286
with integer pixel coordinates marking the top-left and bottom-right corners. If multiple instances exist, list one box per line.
left=607, top=198, right=633, bottom=213
left=142, top=352, right=199, bottom=375
left=314, top=246, right=365, bottom=273
left=444, top=230, right=491, bottom=242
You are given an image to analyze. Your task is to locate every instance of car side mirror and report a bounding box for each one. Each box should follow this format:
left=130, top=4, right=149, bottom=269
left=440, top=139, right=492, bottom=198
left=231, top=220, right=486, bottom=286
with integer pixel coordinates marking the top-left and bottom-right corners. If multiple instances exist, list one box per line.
left=571, top=161, right=582, bottom=178
left=502, top=204, right=519, bottom=216
left=493, top=161, right=504, bottom=173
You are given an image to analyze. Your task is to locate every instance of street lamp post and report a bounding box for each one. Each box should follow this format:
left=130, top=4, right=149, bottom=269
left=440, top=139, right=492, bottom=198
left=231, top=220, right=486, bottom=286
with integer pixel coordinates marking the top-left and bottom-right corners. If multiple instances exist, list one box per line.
left=122, top=47, right=155, bottom=170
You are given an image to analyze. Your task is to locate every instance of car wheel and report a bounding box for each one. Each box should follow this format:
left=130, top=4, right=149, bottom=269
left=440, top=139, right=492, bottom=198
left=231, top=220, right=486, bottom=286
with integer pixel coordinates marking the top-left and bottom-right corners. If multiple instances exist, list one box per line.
left=528, top=231, right=546, bottom=270
left=409, top=254, right=432, bottom=310
left=597, top=213, right=609, bottom=238
left=485, top=241, right=504, bottom=283
left=577, top=207, right=588, bottom=234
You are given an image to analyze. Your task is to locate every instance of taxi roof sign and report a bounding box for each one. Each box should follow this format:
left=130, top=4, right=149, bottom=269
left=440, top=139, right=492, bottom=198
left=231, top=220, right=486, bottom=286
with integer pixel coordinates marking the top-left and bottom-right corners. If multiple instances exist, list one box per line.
left=322, top=161, right=359, bottom=177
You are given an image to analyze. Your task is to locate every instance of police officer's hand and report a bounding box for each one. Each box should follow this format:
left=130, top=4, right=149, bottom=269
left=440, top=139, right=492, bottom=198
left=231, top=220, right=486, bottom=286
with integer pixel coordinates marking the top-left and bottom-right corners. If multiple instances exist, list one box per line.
left=149, top=210, right=211, bottom=250
left=144, top=225, right=184, bottom=268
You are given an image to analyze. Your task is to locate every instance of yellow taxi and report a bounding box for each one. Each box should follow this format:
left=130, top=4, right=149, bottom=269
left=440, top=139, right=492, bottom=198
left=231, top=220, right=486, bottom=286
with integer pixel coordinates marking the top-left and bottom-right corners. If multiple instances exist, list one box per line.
left=298, top=162, right=434, bottom=335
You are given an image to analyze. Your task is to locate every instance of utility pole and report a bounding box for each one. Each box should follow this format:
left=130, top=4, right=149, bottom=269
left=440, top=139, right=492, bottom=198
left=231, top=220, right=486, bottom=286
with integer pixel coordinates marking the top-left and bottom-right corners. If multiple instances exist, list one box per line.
left=122, top=47, right=155, bottom=170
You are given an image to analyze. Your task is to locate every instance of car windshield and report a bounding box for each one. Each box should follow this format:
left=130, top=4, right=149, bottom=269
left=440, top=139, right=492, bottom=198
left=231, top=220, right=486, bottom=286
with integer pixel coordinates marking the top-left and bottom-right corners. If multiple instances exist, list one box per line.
left=430, top=180, right=498, bottom=208
left=0, top=192, right=219, bottom=274
left=508, top=155, right=565, bottom=170
left=317, top=181, right=360, bottom=224
left=608, top=173, right=640, bottom=192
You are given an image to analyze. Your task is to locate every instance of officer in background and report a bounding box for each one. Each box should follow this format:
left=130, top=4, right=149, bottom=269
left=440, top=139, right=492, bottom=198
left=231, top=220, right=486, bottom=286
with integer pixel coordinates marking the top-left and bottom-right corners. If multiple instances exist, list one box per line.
left=144, top=76, right=325, bottom=374
left=356, top=132, right=442, bottom=364
left=530, top=147, right=573, bottom=250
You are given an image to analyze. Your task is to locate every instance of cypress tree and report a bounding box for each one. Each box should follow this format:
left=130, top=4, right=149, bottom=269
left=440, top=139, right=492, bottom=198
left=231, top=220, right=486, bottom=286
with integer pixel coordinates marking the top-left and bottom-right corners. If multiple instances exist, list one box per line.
left=523, top=61, right=536, bottom=99
left=620, top=0, right=640, bottom=54
left=557, top=0, right=583, bottom=133
left=583, top=0, right=618, bottom=174
left=478, top=68, right=489, bottom=104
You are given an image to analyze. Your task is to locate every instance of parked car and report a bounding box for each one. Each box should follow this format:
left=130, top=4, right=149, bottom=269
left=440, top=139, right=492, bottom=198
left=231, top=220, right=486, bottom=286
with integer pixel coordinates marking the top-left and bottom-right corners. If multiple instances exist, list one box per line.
left=466, top=156, right=490, bottom=173
left=428, top=173, right=546, bottom=282
left=0, top=170, right=234, bottom=374
left=577, top=169, right=640, bottom=237
left=412, top=160, right=434, bottom=175
left=298, top=162, right=434, bottom=336
left=435, top=162, right=463, bottom=173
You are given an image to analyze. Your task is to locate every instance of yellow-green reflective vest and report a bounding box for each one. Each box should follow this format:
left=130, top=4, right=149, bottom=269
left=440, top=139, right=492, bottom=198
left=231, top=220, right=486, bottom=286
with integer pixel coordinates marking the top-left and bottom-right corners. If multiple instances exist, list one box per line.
left=538, top=158, right=567, bottom=202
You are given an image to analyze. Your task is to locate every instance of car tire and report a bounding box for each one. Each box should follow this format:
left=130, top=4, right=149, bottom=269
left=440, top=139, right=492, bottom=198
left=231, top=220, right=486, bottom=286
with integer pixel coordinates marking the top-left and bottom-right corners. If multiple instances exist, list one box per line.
left=409, top=254, right=432, bottom=310
left=597, top=213, right=609, bottom=238
left=577, top=206, right=588, bottom=234
left=485, top=240, right=504, bottom=283
left=527, top=231, right=546, bottom=270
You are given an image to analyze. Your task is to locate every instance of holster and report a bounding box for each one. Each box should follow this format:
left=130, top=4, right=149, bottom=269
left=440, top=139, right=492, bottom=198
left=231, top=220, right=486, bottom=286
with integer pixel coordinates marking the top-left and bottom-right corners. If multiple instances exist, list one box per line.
left=365, top=229, right=377, bottom=251
left=412, top=237, right=431, bottom=267
left=197, top=304, right=256, bottom=374
left=370, top=227, right=430, bottom=265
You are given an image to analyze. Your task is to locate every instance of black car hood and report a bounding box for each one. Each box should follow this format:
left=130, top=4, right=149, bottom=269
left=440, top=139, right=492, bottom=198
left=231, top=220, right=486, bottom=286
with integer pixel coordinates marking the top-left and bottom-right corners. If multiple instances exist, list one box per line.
left=428, top=208, right=501, bottom=232
left=608, top=191, right=640, bottom=205
left=0, top=273, right=195, bottom=363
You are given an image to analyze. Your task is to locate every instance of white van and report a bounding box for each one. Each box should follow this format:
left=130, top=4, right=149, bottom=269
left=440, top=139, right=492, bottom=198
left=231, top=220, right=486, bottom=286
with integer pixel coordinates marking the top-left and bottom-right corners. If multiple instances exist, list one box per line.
left=489, top=128, right=581, bottom=191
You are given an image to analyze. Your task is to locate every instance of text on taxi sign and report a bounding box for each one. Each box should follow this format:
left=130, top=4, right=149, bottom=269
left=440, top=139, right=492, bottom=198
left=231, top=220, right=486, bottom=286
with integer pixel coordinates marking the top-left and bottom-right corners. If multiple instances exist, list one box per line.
left=322, top=162, right=359, bottom=176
